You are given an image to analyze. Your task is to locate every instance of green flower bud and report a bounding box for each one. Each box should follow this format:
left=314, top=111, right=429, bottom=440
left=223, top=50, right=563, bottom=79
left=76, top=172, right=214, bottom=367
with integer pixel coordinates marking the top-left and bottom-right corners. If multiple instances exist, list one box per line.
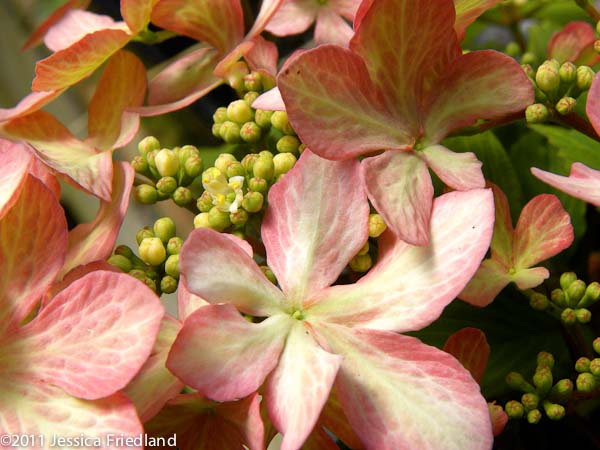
left=593, top=337, right=600, bottom=354
left=504, top=400, right=524, bottom=419
left=273, top=153, right=297, bottom=178
left=146, top=149, right=158, bottom=169
left=136, top=226, right=154, bottom=246
left=298, top=144, right=306, bottom=154
left=165, top=254, right=180, bottom=278
left=244, top=90, right=260, bottom=106
left=561, top=308, right=576, bottom=325
left=529, top=292, right=549, bottom=311
left=576, top=65, right=594, bottom=90
left=259, top=150, right=274, bottom=160
left=114, top=245, right=134, bottom=259
left=575, top=357, right=591, bottom=373
left=260, top=265, right=277, bottom=284
left=138, top=136, right=160, bottom=157
left=166, top=237, right=183, bottom=256
left=219, top=121, right=242, bottom=144
left=240, top=121, right=262, bottom=143
left=134, top=184, right=158, bottom=204
left=559, top=62, right=577, bottom=84
left=578, top=281, right=600, bottom=308
left=139, top=237, right=167, bottom=266
left=589, top=358, right=600, bottom=377
left=536, top=61, right=560, bottom=92
left=172, top=187, right=193, bottom=206
left=262, top=73, right=276, bottom=91
left=521, top=52, right=537, bottom=66
left=194, top=212, right=211, bottom=229
left=521, top=393, right=539, bottom=411
left=575, top=308, right=592, bottom=324
left=526, top=409, right=542, bottom=424
left=156, top=176, right=178, bottom=195
left=357, top=241, right=370, bottom=256
left=550, top=378, right=573, bottom=402
left=595, top=39, right=600, bottom=54
left=565, top=279, right=586, bottom=306
left=533, top=366, right=553, bottom=396
left=505, top=41, right=520, bottom=57
left=153, top=217, right=176, bottom=244
left=231, top=230, right=245, bottom=240
left=131, top=155, right=149, bottom=174
left=213, top=106, right=228, bottom=124
left=253, top=156, right=275, bottom=181
left=184, top=155, right=203, bottom=179
left=576, top=372, right=596, bottom=392
left=197, top=191, right=214, bottom=212
left=129, top=269, right=147, bottom=281
left=542, top=401, right=565, bottom=420
left=555, top=97, right=577, bottom=116
left=244, top=72, right=263, bottom=92
left=227, top=99, right=254, bottom=124
left=506, top=372, right=535, bottom=393
left=208, top=206, right=232, bottom=231
left=155, top=149, right=180, bottom=177
left=521, top=63, right=535, bottom=80
left=560, top=271, right=577, bottom=290
left=537, top=352, right=555, bottom=369
left=551, top=288, right=567, bottom=307
left=242, top=191, right=264, bottom=213
left=107, top=254, right=133, bottom=273
left=226, top=161, right=246, bottom=178
left=271, top=111, right=294, bottom=135
left=144, top=277, right=158, bottom=293
left=349, top=253, right=372, bottom=272
left=276, top=135, right=301, bottom=154
left=597, top=19, right=600, bottom=34
left=369, top=213, right=387, bottom=238
left=248, top=177, right=268, bottom=193
left=230, top=208, right=249, bottom=226
left=241, top=153, right=259, bottom=175
left=160, top=275, right=178, bottom=294
left=255, top=109, right=273, bottom=128
left=212, top=123, right=222, bottom=138
left=525, top=103, right=549, bottom=123
left=215, top=154, right=237, bottom=174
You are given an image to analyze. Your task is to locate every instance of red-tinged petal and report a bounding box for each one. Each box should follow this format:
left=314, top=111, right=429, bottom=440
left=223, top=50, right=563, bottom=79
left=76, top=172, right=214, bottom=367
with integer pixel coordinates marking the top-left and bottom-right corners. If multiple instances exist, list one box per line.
left=32, top=29, right=131, bottom=91
left=252, top=87, right=286, bottom=111
left=548, top=21, right=596, bottom=63
left=278, top=46, right=413, bottom=160
left=177, top=275, right=210, bottom=321
left=247, top=0, right=285, bottom=39
left=0, top=90, right=65, bottom=122
left=87, top=51, right=146, bottom=150
left=28, top=155, right=61, bottom=199
left=458, top=259, right=511, bottom=307
left=265, top=0, right=319, bottom=36
left=0, top=175, right=67, bottom=333
left=121, top=0, right=158, bottom=33
left=512, top=266, right=550, bottom=290
left=60, top=162, right=133, bottom=278
left=245, top=35, right=278, bottom=77
left=263, top=150, right=368, bottom=304
left=1, top=111, right=114, bottom=200
left=315, top=8, right=354, bottom=46
left=180, top=228, right=287, bottom=316
left=145, top=392, right=264, bottom=450
left=266, top=322, right=341, bottom=450
left=531, top=163, right=600, bottom=207
left=151, top=0, right=244, bottom=54
left=44, top=9, right=128, bottom=52
left=424, top=50, right=534, bottom=144
left=0, top=140, right=31, bottom=219
left=489, top=184, right=514, bottom=267
left=350, top=0, right=460, bottom=130
left=454, top=0, right=503, bottom=41
left=513, top=194, right=574, bottom=269
left=319, top=388, right=364, bottom=450
left=489, top=402, right=508, bottom=437
left=443, top=328, right=490, bottom=384
left=320, top=325, right=493, bottom=450
left=22, top=270, right=164, bottom=400
left=167, top=304, right=293, bottom=402
left=361, top=151, right=433, bottom=246
left=420, top=145, right=484, bottom=190
left=0, top=385, right=143, bottom=447
left=307, top=189, right=494, bottom=332
left=123, top=315, right=185, bottom=422
left=330, top=0, right=361, bottom=18
left=587, top=72, right=600, bottom=137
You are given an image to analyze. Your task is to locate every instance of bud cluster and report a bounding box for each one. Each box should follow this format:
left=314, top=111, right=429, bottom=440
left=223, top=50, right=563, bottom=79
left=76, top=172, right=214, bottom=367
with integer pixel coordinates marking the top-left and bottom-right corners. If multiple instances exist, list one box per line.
left=347, top=213, right=388, bottom=274
left=132, top=136, right=203, bottom=207
left=573, top=337, right=600, bottom=393
left=107, top=217, right=181, bottom=295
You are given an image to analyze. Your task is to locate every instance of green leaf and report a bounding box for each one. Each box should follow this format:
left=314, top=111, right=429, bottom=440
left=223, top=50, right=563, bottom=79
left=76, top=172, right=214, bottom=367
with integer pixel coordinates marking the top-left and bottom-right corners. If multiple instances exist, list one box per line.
left=528, top=123, right=600, bottom=169
left=532, top=2, right=590, bottom=23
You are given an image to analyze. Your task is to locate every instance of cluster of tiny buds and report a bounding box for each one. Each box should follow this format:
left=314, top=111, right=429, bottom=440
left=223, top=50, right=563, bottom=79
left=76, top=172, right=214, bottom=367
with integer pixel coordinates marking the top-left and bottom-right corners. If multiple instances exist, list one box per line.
left=573, top=337, right=600, bottom=394
left=347, top=214, right=388, bottom=274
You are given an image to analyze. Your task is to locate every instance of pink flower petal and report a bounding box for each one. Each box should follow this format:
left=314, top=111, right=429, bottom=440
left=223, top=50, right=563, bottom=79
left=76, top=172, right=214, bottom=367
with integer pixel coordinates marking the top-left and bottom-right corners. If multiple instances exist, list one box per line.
left=0, top=175, right=67, bottom=333
left=314, top=8, right=354, bottom=46
left=263, top=150, right=368, bottom=303
left=121, top=0, right=158, bottom=33
left=513, top=194, right=574, bottom=269
left=488, top=184, right=514, bottom=268
left=420, top=144, right=484, bottom=190
left=28, top=154, right=61, bottom=199
left=424, top=50, right=534, bottom=144
left=586, top=72, right=600, bottom=138
left=0, top=90, right=65, bottom=122
left=177, top=275, right=210, bottom=321
left=454, top=0, right=503, bottom=40
left=23, top=270, right=164, bottom=400
left=266, top=322, right=342, bottom=450
left=320, top=325, right=493, bottom=450
left=246, top=0, right=285, bottom=39
left=307, top=189, right=494, bottom=332
left=167, top=304, right=292, bottom=401
left=264, top=0, right=319, bottom=36
left=278, top=46, right=412, bottom=160
left=361, top=151, right=433, bottom=246
left=330, top=0, right=361, bottom=19
left=245, top=35, right=279, bottom=77
left=60, top=162, right=133, bottom=278
left=443, top=327, right=490, bottom=384
left=489, top=402, right=509, bottom=437
left=0, top=140, right=32, bottom=219
left=548, top=21, right=597, bottom=64
left=252, top=87, right=286, bottom=111
left=458, top=259, right=511, bottom=307
left=512, top=266, right=550, bottom=290
left=180, top=229, right=288, bottom=316
left=124, top=315, right=185, bottom=422
left=531, top=163, right=600, bottom=207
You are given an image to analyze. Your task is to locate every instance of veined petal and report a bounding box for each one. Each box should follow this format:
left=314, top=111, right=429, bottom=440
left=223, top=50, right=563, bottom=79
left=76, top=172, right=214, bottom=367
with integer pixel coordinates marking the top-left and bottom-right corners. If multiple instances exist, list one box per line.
left=245, top=35, right=279, bottom=77
left=252, top=87, right=286, bottom=111
left=512, top=267, right=550, bottom=290
left=246, top=0, right=284, bottom=39
left=121, top=0, right=158, bottom=33
left=266, top=322, right=341, bottom=450
left=587, top=72, right=600, bottom=138
left=263, top=150, right=368, bottom=304
left=454, top=0, right=503, bottom=40
left=458, top=259, right=511, bottom=307
left=531, top=163, right=600, bottom=207
left=0, top=90, right=65, bottom=123
left=314, top=8, right=354, bottom=47
left=0, top=140, right=31, bottom=219
left=443, top=328, right=490, bottom=384
left=548, top=21, right=597, bottom=64
left=420, top=145, right=484, bottom=190
left=319, top=325, right=493, bottom=450
left=167, top=304, right=293, bottom=402
left=424, top=50, right=534, bottom=144
left=28, top=155, right=61, bottom=199
left=180, top=228, right=287, bottom=316
left=307, top=189, right=494, bottom=332
left=264, top=0, right=319, bottom=36
left=513, top=194, right=574, bottom=269
left=361, top=151, right=433, bottom=246
left=177, top=275, right=210, bottom=321
left=22, top=270, right=164, bottom=400
left=330, top=0, right=361, bottom=19
left=278, top=46, right=412, bottom=160
left=488, top=184, right=514, bottom=267
left=318, top=388, right=364, bottom=450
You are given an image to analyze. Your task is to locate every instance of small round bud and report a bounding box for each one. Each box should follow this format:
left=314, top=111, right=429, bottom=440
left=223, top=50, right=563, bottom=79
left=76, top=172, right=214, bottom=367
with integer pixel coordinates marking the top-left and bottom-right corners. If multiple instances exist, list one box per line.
left=368, top=213, right=387, bottom=238
left=550, top=378, right=573, bottom=402
left=537, top=352, right=555, bottom=369
left=593, top=337, right=600, bottom=354
left=208, top=207, right=232, bottom=231
left=262, top=73, right=276, bottom=91
left=349, top=253, right=372, bottom=272
left=212, top=123, right=222, bottom=138
left=561, top=308, right=577, bottom=325
left=226, top=161, right=246, bottom=178
left=536, top=61, right=560, bottom=92
left=504, top=400, right=524, bottom=419
left=506, top=372, right=535, bottom=393
left=184, top=155, right=203, bottom=179
left=575, top=308, right=592, bottom=324
left=165, top=254, right=180, bottom=278
left=555, top=97, right=576, bottom=115
left=521, top=63, right=535, bottom=80
left=579, top=282, right=600, bottom=307
left=244, top=72, right=263, bottom=92
left=259, top=150, right=274, bottom=160
left=551, top=288, right=567, bottom=307
left=194, top=212, right=211, bottom=229
left=131, top=155, right=149, bottom=174
left=215, top=154, right=237, bottom=174
left=248, top=177, right=268, bottom=193
left=230, top=208, right=249, bottom=226
left=594, top=39, right=600, bottom=54
left=576, top=372, right=597, bottom=392
left=566, top=280, right=586, bottom=306
left=521, top=52, right=537, bottom=66
left=155, top=149, right=180, bottom=177
left=255, top=109, right=273, bottom=128
left=560, top=271, right=577, bottom=290
left=559, top=62, right=577, bottom=84
left=241, top=154, right=259, bottom=175
left=276, top=135, right=301, bottom=154
left=153, top=217, right=176, bottom=244
left=273, top=153, right=297, bottom=178
left=589, top=358, right=600, bottom=377
left=521, top=393, right=539, bottom=411
left=219, top=121, right=242, bottom=144
left=136, top=226, right=154, bottom=246
left=107, top=254, right=132, bottom=272
left=253, top=156, right=275, bottom=182
left=542, top=401, right=565, bottom=420
left=529, top=292, right=549, bottom=311
left=156, top=176, right=178, bottom=195
left=114, top=245, right=134, bottom=259
left=240, top=121, right=262, bottom=143
left=134, top=184, right=158, bottom=204
left=144, top=277, right=158, bottom=293
left=227, top=99, right=254, bottom=124
left=167, top=237, right=183, bottom=255
left=129, top=269, right=147, bottom=281
left=197, top=191, right=214, bottom=213
left=242, top=191, right=264, bottom=213
left=138, top=136, right=160, bottom=156
left=357, top=241, right=370, bottom=256
left=243, top=90, right=260, bottom=106
left=576, top=65, right=594, bottom=90
left=213, top=106, right=228, bottom=124
left=575, top=357, right=591, bottom=373
left=525, top=103, right=549, bottom=123
left=271, top=111, right=294, bottom=134
left=526, top=409, right=542, bottom=424
left=261, top=265, right=277, bottom=284
left=533, top=366, right=553, bottom=396
left=505, top=41, right=520, bottom=57
left=139, top=237, right=167, bottom=266
left=160, top=275, right=178, bottom=294
left=146, top=149, right=158, bottom=170
left=172, top=187, right=193, bottom=206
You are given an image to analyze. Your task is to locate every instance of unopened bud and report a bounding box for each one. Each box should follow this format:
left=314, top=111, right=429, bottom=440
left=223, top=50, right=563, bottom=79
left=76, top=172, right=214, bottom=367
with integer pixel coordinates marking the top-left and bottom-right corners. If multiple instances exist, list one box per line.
left=505, top=41, right=520, bottom=57
left=129, top=269, right=146, bottom=281
left=576, top=372, right=597, bottom=392
left=560, top=272, right=577, bottom=290
left=215, top=154, right=237, bottom=174
left=506, top=372, right=535, bottom=393
left=525, top=103, right=549, bottom=123
left=227, top=99, right=254, bottom=124
left=165, top=254, right=179, bottom=278
left=184, top=155, right=203, bottom=179
left=349, top=253, right=372, bottom=272
left=172, top=187, right=193, bottom=206
left=575, top=357, right=591, bottom=373
left=160, top=275, right=178, bottom=294
left=248, top=177, right=268, bottom=193
left=243, top=90, right=260, bottom=106
left=167, top=237, right=183, bottom=255
left=357, top=241, right=370, bottom=256
left=136, top=227, right=154, bottom=246
left=521, top=63, right=535, bottom=80
left=595, top=39, right=600, bottom=54
left=537, top=352, right=555, bottom=369
left=208, top=207, right=232, bottom=231
left=369, top=213, right=387, bottom=238
left=138, top=136, right=160, bottom=156
left=576, top=65, right=594, bottom=90
left=242, top=191, right=264, bottom=213
left=521, top=52, right=537, bottom=66
left=504, top=400, right=524, bottom=419
left=197, top=191, right=214, bottom=212
left=194, top=212, right=210, bottom=229
left=590, top=358, right=600, bottom=377
left=226, top=161, right=246, bottom=178
left=273, top=153, right=297, bottom=178
left=114, top=245, right=134, bottom=259
left=536, top=61, right=560, bottom=92
left=220, top=121, right=242, bottom=144
left=271, top=111, right=294, bottom=134
left=526, top=409, right=542, bottom=424
left=213, top=107, right=228, bottom=124
left=241, top=154, right=259, bottom=175
left=131, top=155, right=149, bottom=174
left=255, top=109, right=273, bottom=128
left=566, top=279, right=586, bottom=306
left=260, top=265, right=277, bottom=284
left=530, top=292, right=549, bottom=311
left=107, top=254, right=132, bottom=272
left=551, top=288, right=567, bottom=307
left=542, top=401, right=565, bottom=420
left=144, top=277, right=158, bottom=293
left=212, top=123, right=222, bottom=138
left=153, top=217, right=176, bottom=244
left=550, top=379, right=573, bottom=402
left=230, top=208, right=249, bottom=226
left=593, top=337, right=600, bottom=354
left=521, top=393, right=539, bottom=411
left=578, top=282, right=600, bottom=308
left=276, top=135, right=301, bottom=154
left=559, top=62, right=577, bottom=84
left=575, top=308, right=592, bottom=324
left=555, top=97, right=576, bottom=115
left=561, top=308, right=576, bottom=325
left=244, top=71, right=263, bottom=92
left=156, top=176, right=178, bottom=195
left=155, top=149, right=180, bottom=177
left=240, top=121, right=262, bottom=143
left=139, top=237, right=167, bottom=266
left=533, top=366, right=553, bottom=396
left=134, top=184, right=158, bottom=204
left=253, top=156, right=275, bottom=181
